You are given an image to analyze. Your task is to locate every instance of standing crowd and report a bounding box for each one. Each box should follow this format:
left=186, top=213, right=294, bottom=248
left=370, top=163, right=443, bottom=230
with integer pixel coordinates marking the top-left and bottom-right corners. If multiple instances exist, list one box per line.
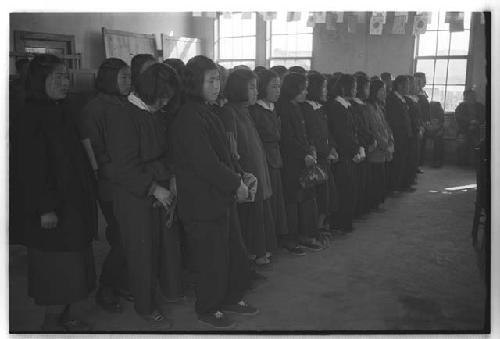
left=12, top=52, right=473, bottom=331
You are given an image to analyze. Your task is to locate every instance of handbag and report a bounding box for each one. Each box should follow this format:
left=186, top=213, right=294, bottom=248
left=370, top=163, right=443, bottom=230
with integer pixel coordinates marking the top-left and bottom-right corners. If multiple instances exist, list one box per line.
left=299, top=163, right=328, bottom=189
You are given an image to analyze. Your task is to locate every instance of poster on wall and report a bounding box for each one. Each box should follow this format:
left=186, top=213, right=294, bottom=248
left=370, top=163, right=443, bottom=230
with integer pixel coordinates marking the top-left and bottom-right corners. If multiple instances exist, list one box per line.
left=370, top=15, right=384, bottom=35
left=413, top=15, right=428, bottom=35
left=392, top=15, right=406, bottom=34
left=314, top=12, right=326, bottom=23
left=326, top=12, right=337, bottom=31
left=347, top=15, right=358, bottom=33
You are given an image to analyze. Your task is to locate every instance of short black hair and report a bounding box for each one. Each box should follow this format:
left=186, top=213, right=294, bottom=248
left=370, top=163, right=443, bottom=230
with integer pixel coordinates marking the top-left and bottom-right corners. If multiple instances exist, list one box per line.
left=280, top=72, right=307, bottom=101
left=380, top=72, right=392, bottom=81
left=414, top=72, right=426, bottom=78
left=95, top=57, right=128, bottom=96
left=306, top=71, right=326, bottom=102
left=135, top=63, right=180, bottom=105
left=327, top=73, right=343, bottom=100
left=355, top=74, right=370, bottom=99
left=131, top=54, right=156, bottom=89
left=393, top=75, right=409, bottom=92
left=225, top=68, right=257, bottom=103
left=368, top=79, right=385, bottom=105
left=15, top=58, right=30, bottom=73
left=330, top=73, right=356, bottom=98
left=25, top=54, right=64, bottom=101
left=270, top=65, right=288, bottom=78
left=354, top=71, right=368, bottom=78
left=163, top=58, right=186, bottom=79
left=184, top=55, right=219, bottom=102
left=254, top=65, right=267, bottom=74
left=257, top=69, right=279, bottom=100
left=289, top=65, right=307, bottom=75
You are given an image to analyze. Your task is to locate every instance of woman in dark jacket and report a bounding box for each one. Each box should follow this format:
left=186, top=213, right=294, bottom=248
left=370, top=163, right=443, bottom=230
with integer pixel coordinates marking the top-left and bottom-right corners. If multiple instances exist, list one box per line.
left=324, top=74, right=363, bottom=233
left=350, top=75, right=376, bottom=217
left=171, top=55, right=256, bottom=329
left=277, top=72, right=322, bottom=251
left=105, top=63, right=181, bottom=326
left=250, top=69, right=301, bottom=254
left=79, top=57, right=132, bottom=313
left=13, top=54, right=97, bottom=331
left=385, top=75, right=413, bottom=193
left=219, top=69, right=277, bottom=265
left=301, top=71, right=338, bottom=242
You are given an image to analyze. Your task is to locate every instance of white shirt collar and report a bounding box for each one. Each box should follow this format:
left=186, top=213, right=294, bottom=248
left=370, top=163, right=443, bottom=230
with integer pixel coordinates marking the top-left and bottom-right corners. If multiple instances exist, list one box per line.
left=128, top=92, right=152, bottom=112
left=393, top=91, right=407, bottom=103
left=335, top=96, right=351, bottom=109
left=256, top=99, right=274, bottom=111
left=405, top=95, right=419, bottom=103
left=417, top=89, right=428, bottom=97
left=351, top=97, right=365, bottom=105
left=305, top=100, right=323, bottom=110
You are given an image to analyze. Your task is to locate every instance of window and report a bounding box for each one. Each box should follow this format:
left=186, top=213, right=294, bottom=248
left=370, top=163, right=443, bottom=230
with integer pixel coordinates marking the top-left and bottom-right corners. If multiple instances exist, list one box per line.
left=267, top=12, right=313, bottom=69
left=414, top=12, right=471, bottom=112
left=215, top=12, right=256, bottom=69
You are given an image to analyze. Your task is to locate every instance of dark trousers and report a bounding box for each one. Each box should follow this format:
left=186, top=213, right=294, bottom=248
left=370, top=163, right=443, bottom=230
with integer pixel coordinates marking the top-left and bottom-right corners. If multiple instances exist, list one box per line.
left=354, top=161, right=369, bottom=216
left=114, top=191, right=182, bottom=314
left=367, top=162, right=386, bottom=209
left=183, top=208, right=250, bottom=315
left=332, top=160, right=357, bottom=231
left=390, top=137, right=410, bottom=191
left=407, top=136, right=419, bottom=185
left=284, top=188, right=319, bottom=240
left=98, top=200, right=128, bottom=291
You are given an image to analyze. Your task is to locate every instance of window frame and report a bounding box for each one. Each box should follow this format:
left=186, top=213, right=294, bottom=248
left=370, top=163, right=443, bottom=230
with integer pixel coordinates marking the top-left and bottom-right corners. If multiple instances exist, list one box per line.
left=413, top=12, right=472, bottom=113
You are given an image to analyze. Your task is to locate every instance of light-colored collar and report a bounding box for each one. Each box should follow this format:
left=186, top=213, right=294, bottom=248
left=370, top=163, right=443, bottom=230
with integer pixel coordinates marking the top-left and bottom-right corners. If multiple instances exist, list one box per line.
left=417, top=89, right=428, bottom=97
left=335, top=96, right=351, bottom=109
left=128, top=92, right=151, bottom=112
left=393, top=91, right=407, bottom=103
left=256, top=99, right=274, bottom=111
left=351, top=97, right=365, bottom=105
left=405, top=94, right=419, bottom=103
left=305, top=100, right=322, bottom=110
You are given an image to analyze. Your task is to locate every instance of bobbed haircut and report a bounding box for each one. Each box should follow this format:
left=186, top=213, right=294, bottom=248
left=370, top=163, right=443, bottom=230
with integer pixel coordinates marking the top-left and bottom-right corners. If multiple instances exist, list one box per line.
left=95, top=57, right=128, bottom=96
left=254, top=65, right=267, bottom=74
left=184, top=55, right=219, bottom=102
left=329, top=73, right=356, bottom=99
left=380, top=72, right=392, bottom=81
left=393, top=75, right=409, bottom=92
left=16, top=58, right=30, bottom=73
left=414, top=72, right=426, bottom=78
left=327, top=73, right=342, bottom=100
left=368, top=79, right=385, bottom=105
left=430, top=101, right=444, bottom=115
left=25, top=54, right=64, bottom=101
left=257, top=69, right=279, bottom=100
left=280, top=72, right=307, bottom=102
left=225, top=68, right=257, bottom=103
left=354, top=71, right=368, bottom=79
left=270, top=65, right=288, bottom=78
left=131, top=54, right=156, bottom=88
left=135, top=63, right=180, bottom=105
left=289, top=65, right=307, bottom=75
left=163, top=58, right=186, bottom=80
left=306, top=70, right=326, bottom=102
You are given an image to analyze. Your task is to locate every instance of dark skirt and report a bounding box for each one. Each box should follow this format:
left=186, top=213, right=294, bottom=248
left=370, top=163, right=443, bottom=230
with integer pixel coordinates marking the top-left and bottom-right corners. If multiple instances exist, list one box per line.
left=238, top=199, right=277, bottom=257
left=28, top=246, right=96, bottom=306
left=331, top=160, right=357, bottom=231
left=268, top=167, right=288, bottom=236
left=368, top=162, right=387, bottom=208
left=285, top=187, right=319, bottom=239
left=354, top=161, right=370, bottom=216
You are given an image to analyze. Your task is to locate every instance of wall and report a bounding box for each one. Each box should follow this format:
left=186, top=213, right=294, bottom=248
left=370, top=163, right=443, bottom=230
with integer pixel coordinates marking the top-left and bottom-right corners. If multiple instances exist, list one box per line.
left=312, top=12, right=415, bottom=76
left=190, top=16, right=215, bottom=59
left=10, top=12, right=193, bottom=72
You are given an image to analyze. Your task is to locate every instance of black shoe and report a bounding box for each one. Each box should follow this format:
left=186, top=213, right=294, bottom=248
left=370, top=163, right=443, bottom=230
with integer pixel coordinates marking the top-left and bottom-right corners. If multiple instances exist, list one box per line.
left=298, top=239, right=323, bottom=252
left=417, top=168, right=424, bottom=174
left=198, top=311, right=235, bottom=329
left=96, top=286, right=122, bottom=313
left=221, top=300, right=259, bottom=315
left=285, top=246, right=306, bottom=256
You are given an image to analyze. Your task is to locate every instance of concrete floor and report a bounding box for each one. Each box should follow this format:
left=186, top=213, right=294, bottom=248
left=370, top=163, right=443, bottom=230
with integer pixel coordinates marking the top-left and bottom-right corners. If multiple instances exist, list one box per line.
left=9, top=165, right=487, bottom=333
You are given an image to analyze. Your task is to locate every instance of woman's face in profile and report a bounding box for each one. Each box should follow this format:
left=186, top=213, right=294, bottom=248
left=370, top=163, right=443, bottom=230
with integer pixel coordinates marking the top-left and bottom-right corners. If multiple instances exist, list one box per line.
left=45, top=64, right=70, bottom=100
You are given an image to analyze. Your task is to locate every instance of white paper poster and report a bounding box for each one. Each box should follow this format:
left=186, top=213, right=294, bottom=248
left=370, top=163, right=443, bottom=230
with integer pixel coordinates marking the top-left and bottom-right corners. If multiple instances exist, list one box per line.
left=370, top=15, right=384, bottom=35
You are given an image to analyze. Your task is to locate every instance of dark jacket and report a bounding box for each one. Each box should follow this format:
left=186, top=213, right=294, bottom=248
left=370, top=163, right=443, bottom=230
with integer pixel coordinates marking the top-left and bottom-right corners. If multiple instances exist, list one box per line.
left=417, top=93, right=431, bottom=123
left=80, top=93, right=128, bottom=201
left=276, top=99, right=313, bottom=200
left=405, top=95, right=422, bottom=137
left=249, top=102, right=283, bottom=169
left=171, top=101, right=241, bottom=222
left=385, top=91, right=412, bottom=142
left=455, top=102, right=486, bottom=135
left=324, top=98, right=359, bottom=161
left=300, top=101, right=331, bottom=163
left=349, top=98, right=375, bottom=149
left=12, top=99, right=97, bottom=251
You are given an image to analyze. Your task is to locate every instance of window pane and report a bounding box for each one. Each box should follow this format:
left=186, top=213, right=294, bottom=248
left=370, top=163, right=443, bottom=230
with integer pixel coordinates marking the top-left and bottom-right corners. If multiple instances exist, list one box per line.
left=464, top=12, right=471, bottom=30
left=437, top=31, right=450, bottom=55
left=272, top=12, right=312, bottom=34
left=218, top=60, right=255, bottom=70
left=437, top=12, right=449, bottom=31
left=271, top=34, right=312, bottom=57
left=431, top=85, right=446, bottom=108
left=416, top=59, right=435, bottom=85
left=220, top=12, right=256, bottom=38
left=445, top=85, right=465, bottom=112
left=219, top=37, right=255, bottom=60
left=449, top=30, right=470, bottom=55
left=447, top=59, right=467, bottom=84
left=417, top=31, right=437, bottom=56
left=270, top=58, right=311, bottom=70
left=434, top=59, right=448, bottom=84
left=426, top=11, right=439, bottom=30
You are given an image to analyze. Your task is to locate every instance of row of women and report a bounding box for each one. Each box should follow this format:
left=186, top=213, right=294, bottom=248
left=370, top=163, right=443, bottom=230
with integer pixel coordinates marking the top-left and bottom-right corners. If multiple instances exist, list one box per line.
left=11, top=52, right=434, bottom=331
